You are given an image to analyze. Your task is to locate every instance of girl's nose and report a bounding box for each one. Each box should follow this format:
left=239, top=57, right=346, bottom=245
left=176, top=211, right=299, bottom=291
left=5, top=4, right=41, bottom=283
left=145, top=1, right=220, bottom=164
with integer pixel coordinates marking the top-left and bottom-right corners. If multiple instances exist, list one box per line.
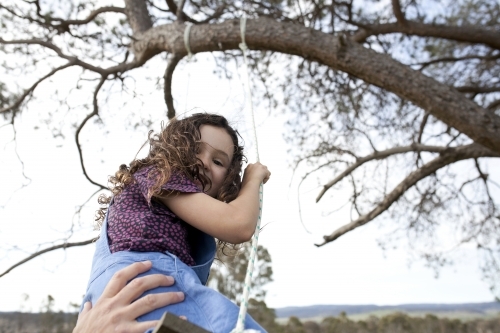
left=199, top=152, right=211, bottom=171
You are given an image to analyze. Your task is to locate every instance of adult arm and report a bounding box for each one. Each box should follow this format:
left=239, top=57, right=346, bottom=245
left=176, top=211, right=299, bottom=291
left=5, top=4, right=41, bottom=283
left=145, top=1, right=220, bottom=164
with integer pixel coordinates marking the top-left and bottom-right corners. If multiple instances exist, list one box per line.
left=157, top=163, right=270, bottom=244
left=73, top=261, right=185, bottom=333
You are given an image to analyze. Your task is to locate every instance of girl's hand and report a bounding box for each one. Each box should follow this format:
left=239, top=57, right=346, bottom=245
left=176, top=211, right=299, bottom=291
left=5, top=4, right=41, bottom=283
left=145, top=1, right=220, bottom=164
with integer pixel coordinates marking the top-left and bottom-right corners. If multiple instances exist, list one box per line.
left=73, top=261, right=184, bottom=333
left=242, top=162, right=271, bottom=185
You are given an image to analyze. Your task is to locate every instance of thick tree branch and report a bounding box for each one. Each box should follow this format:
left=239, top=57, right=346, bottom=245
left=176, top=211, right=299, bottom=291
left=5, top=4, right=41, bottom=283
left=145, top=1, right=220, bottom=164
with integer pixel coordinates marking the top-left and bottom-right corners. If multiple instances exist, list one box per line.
left=316, top=144, right=500, bottom=246
left=164, top=53, right=184, bottom=119
left=0, top=238, right=96, bottom=278
left=352, top=21, right=500, bottom=50
left=316, top=144, right=451, bottom=202
left=0, top=61, right=76, bottom=114
left=127, top=18, right=500, bottom=153
left=75, top=77, right=107, bottom=190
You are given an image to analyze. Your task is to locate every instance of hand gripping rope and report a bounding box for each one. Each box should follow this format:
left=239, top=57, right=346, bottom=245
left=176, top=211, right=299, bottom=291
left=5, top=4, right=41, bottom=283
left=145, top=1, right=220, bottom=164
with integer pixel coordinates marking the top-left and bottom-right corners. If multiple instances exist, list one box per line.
left=230, top=15, right=264, bottom=333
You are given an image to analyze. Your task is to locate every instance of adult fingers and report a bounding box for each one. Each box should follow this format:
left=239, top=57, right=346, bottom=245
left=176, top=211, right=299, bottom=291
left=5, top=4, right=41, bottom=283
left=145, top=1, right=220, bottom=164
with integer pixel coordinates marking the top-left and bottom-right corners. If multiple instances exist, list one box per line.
left=75, top=302, right=91, bottom=324
left=100, top=261, right=152, bottom=299
left=117, top=274, right=175, bottom=305
left=129, top=320, right=159, bottom=333
left=127, top=291, right=185, bottom=320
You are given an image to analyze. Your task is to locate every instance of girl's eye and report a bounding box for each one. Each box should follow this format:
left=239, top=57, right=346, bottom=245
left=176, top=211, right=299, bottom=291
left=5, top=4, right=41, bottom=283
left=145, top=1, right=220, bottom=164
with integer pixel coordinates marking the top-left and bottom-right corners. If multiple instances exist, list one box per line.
left=213, top=159, right=223, bottom=166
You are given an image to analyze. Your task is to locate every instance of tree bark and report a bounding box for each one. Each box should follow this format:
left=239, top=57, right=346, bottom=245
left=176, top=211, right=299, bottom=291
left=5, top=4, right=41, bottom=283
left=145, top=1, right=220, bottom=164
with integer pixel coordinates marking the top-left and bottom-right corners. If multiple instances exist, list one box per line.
left=129, top=18, right=500, bottom=153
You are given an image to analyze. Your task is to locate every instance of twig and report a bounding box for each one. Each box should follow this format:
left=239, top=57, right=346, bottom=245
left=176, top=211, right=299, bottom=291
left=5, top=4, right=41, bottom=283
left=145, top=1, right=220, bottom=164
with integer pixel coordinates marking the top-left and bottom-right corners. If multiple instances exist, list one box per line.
left=0, top=238, right=97, bottom=278
left=163, top=53, right=183, bottom=119
left=316, top=143, right=500, bottom=246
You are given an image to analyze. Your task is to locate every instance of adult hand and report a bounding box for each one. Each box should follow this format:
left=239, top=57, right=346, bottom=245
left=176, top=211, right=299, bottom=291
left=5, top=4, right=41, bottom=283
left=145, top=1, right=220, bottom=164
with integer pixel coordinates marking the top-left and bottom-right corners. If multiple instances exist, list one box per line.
left=73, top=261, right=184, bottom=333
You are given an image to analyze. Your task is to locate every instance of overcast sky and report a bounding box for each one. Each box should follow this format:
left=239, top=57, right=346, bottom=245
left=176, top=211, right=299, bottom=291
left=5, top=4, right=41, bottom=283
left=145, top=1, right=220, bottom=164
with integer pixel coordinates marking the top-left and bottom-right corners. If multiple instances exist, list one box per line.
left=0, top=52, right=495, bottom=313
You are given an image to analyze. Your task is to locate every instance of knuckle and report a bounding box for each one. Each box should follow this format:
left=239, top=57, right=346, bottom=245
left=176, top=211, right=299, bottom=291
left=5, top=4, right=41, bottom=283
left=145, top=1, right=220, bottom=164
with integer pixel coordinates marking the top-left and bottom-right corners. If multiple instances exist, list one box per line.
left=129, top=277, right=145, bottom=289
left=143, top=293, right=158, bottom=307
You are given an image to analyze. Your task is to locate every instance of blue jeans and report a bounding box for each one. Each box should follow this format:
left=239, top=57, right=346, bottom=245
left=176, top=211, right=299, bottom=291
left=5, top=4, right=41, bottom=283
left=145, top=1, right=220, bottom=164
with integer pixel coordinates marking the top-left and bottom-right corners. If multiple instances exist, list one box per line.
left=81, top=214, right=266, bottom=333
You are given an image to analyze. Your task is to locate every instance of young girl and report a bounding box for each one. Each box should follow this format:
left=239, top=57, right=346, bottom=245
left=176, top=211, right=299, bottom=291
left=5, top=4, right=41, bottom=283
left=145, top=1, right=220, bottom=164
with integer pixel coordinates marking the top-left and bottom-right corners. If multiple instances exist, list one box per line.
left=82, top=113, right=271, bottom=333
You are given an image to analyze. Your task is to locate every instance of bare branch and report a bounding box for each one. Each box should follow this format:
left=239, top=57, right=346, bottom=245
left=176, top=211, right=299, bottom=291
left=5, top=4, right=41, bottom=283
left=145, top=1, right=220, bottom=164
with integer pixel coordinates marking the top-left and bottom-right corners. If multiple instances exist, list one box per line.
left=316, top=144, right=500, bottom=246
left=0, top=61, right=77, bottom=114
left=0, top=238, right=96, bottom=278
left=165, top=0, right=198, bottom=24
left=455, top=86, right=500, bottom=94
left=352, top=21, right=500, bottom=50
left=176, top=0, right=187, bottom=22
left=75, top=77, right=107, bottom=189
left=52, top=6, right=126, bottom=32
left=316, top=143, right=453, bottom=202
left=391, top=0, right=407, bottom=26
left=163, top=53, right=184, bottom=119
left=0, top=38, right=107, bottom=74
left=413, top=53, right=500, bottom=70
left=124, top=0, right=152, bottom=34
left=417, top=112, right=430, bottom=144
left=488, top=99, right=500, bottom=111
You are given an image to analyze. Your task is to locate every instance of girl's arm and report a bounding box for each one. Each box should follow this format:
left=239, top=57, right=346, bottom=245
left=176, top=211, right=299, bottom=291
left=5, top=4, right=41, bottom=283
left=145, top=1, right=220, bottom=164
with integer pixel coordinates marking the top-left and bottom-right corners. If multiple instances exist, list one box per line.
left=157, top=163, right=270, bottom=244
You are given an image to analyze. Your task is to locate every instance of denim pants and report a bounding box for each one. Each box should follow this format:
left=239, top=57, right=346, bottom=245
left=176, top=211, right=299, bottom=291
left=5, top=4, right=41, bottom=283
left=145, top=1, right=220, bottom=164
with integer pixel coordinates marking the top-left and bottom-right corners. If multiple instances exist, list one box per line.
left=81, top=214, right=266, bottom=333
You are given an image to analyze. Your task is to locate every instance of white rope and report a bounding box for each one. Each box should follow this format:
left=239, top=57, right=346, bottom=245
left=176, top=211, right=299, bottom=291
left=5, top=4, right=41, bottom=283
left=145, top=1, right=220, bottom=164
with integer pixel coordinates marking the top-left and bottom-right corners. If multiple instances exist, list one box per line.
left=231, top=15, right=265, bottom=333
left=183, top=23, right=193, bottom=112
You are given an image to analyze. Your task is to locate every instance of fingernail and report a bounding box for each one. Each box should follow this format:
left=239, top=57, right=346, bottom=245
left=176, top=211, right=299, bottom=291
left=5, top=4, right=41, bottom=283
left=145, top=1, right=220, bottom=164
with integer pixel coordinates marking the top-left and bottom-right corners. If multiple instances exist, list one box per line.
left=165, top=276, right=174, bottom=283
left=176, top=292, right=185, bottom=300
left=142, top=260, right=151, bottom=266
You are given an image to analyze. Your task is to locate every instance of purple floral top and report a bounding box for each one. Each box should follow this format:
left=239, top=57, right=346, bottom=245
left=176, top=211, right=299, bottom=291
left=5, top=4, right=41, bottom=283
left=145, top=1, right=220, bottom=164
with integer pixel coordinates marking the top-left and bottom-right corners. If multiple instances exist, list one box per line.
left=107, top=166, right=201, bottom=266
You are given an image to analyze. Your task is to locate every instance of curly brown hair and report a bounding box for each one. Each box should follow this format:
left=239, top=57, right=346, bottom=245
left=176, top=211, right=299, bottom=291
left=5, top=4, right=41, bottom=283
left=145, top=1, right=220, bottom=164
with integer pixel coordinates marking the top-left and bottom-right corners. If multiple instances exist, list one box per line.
left=96, top=113, right=245, bottom=254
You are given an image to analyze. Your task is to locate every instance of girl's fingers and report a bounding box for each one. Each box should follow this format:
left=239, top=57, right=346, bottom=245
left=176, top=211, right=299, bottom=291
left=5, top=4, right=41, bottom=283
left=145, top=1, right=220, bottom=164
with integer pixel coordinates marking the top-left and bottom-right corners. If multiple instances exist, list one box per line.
left=128, top=291, right=185, bottom=319
left=101, top=261, right=152, bottom=299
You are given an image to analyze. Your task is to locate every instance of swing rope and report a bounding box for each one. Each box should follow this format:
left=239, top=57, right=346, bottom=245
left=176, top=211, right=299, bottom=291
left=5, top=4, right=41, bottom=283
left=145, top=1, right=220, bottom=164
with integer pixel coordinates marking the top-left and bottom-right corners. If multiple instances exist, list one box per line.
left=231, top=15, right=264, bottom=333
left=183, top=17, right=264, bottom=333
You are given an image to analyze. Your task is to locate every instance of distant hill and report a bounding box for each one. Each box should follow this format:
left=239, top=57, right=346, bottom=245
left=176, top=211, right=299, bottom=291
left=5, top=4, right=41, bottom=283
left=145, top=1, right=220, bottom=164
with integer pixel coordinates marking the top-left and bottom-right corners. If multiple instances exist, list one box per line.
left=275, top=302, right=500, bottom=320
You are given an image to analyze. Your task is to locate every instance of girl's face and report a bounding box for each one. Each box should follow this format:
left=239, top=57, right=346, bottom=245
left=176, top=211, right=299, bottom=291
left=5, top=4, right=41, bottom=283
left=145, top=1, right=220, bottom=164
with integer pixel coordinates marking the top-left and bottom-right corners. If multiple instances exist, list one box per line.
left=197, top=125, right=234, bottom=197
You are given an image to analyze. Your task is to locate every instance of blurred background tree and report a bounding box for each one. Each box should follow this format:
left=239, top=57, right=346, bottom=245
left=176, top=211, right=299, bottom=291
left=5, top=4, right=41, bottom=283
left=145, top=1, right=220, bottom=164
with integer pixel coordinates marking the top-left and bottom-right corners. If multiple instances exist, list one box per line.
left=209, top=243, right=280, bottom=332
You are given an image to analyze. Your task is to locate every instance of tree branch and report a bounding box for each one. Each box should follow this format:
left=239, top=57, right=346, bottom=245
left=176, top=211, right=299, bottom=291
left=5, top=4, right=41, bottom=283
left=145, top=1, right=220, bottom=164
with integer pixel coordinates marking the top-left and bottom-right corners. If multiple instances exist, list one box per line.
left=413, top=53, right=500, bottom=70
left=352, top=21, right=500, bottom=50
left=176, top=0, right=187, bottom=22
left=0, top=38, right=107, bottom=74
left=165, top=0, right=200, bottom=24
left=128, top=18, right=500, bottom=153
left=0, top=61, right=77, bottom=114
left=455, top=86, right=500, bottom=94
left=52, top=6, right=126, bottom=32
left=487, top=99, right=500, bottom=111
left=316, top=143, right=500, bottom=246
left=75, top=77, right=107, bottom=189
left=124, top=0, right=152, bottom=34
left=316, top=143, right=451, bottom=202
left=163, top=53, right=183, bottom=119
left=391, top=0, right=407, bottom=26
left=0, top=238, right=96, bottom=278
